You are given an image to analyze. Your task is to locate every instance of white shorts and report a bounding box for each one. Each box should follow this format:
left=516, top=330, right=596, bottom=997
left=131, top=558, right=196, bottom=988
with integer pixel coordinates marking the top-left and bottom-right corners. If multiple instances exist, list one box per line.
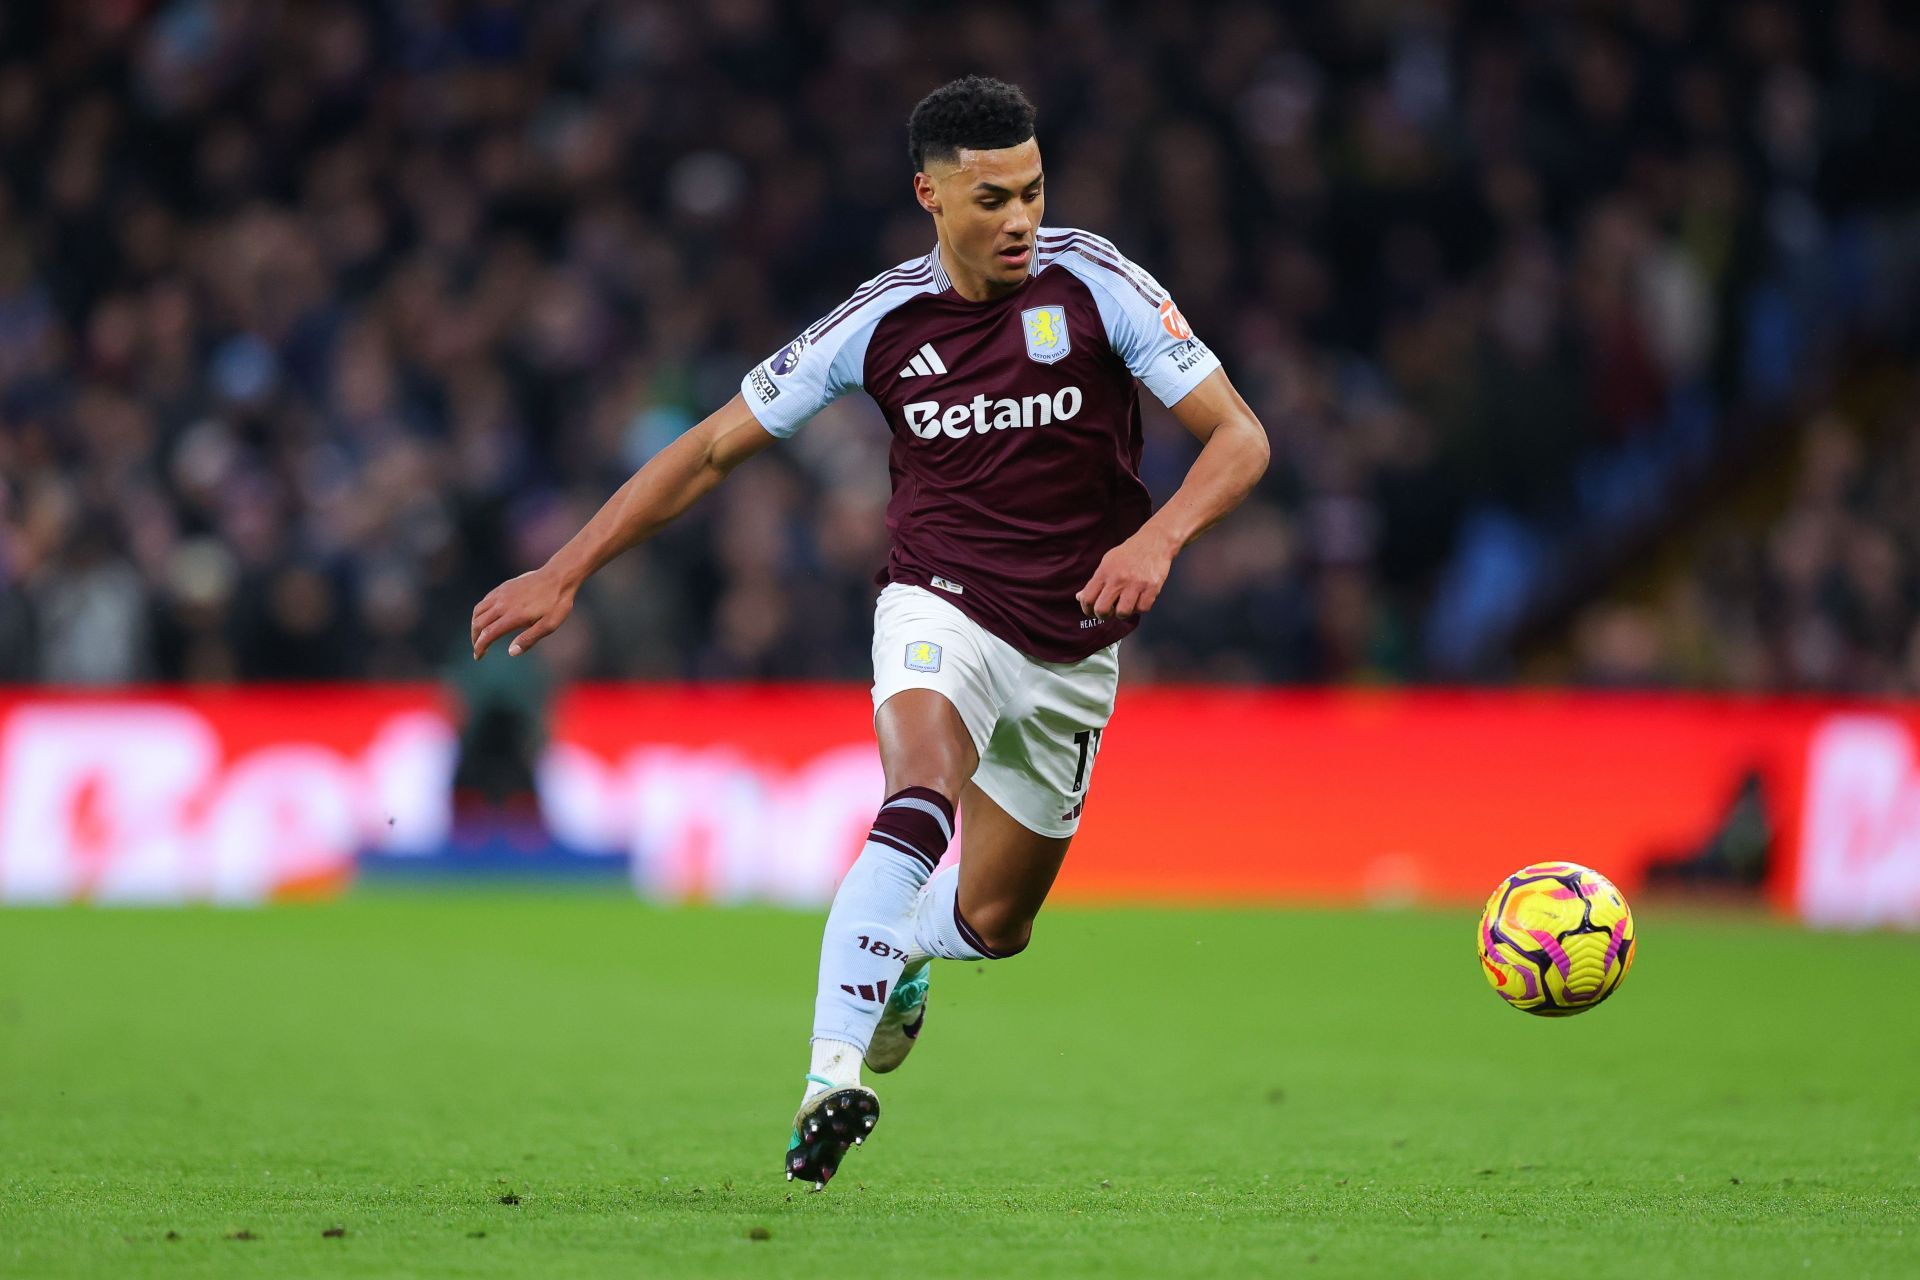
left=870, top=583, right=1119, bottom=838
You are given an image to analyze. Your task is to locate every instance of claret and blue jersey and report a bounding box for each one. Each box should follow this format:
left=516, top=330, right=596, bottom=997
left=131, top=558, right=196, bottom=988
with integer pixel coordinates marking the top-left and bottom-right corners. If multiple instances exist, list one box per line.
left=742, top=227, right=1222, bottom=663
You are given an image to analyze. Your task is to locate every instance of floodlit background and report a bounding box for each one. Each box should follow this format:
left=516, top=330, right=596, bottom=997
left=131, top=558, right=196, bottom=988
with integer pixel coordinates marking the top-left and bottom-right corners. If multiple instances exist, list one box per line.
left=4, top=0, right=1919, bottom=689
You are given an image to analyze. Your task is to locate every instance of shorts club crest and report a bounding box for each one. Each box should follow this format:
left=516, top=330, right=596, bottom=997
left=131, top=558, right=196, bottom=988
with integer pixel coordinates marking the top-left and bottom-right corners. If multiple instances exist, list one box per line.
left=1021, top=305, right=1070, bottom=364
left=873, top=584, right=1118, bottom=839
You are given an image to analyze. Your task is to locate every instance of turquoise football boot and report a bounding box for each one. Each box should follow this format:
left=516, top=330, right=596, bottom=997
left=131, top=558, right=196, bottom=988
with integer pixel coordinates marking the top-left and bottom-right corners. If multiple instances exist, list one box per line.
left=864, top=958, right=930, bottom=1073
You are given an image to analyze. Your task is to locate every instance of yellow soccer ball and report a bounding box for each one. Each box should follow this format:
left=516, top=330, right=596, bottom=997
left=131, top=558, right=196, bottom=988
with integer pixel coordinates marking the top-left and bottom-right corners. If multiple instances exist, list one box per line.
left=1477, top=862, right=1635, bottom=1016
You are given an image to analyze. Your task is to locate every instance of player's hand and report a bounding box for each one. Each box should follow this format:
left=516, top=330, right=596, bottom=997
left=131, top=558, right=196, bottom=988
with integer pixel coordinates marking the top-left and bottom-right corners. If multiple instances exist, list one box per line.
left=1076, top=529, right=1177, bottom=622
left=471, top=566, right=577, bottom=659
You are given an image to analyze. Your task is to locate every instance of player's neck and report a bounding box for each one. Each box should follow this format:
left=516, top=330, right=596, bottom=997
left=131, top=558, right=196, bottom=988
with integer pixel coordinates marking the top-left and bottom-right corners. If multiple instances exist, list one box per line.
left=936, top=239, right=1025, bottom=303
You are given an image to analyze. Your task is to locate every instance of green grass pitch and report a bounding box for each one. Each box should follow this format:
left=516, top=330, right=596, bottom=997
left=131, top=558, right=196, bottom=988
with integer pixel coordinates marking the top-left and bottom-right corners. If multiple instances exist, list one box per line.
left=2, top=893, right=1916, bottom=1278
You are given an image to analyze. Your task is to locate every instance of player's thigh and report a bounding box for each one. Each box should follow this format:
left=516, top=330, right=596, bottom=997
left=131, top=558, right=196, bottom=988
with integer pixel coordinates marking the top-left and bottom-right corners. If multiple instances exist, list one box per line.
left=869, top=584, right=1007, bottom=797
left=874, top=689, right=977, bottom=796
left=957, top=780, right=1073, bottom=927
left=970, top=642, right=1120, bottom=842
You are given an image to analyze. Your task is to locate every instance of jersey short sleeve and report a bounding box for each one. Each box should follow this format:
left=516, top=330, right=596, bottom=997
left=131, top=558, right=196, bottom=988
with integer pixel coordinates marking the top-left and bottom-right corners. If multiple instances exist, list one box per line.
left=740, top=252, right=945, bottom=437
left=739, top=324, right=869, bottom=438
left=1043, top=230, right=1223, bottom=408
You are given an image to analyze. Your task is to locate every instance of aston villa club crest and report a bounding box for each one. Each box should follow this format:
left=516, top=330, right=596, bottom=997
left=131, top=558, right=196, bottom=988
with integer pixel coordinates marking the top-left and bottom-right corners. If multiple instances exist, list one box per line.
left=905, top=641, right=943, bottom=672
left=1021, top=305, right=1070, bottom=364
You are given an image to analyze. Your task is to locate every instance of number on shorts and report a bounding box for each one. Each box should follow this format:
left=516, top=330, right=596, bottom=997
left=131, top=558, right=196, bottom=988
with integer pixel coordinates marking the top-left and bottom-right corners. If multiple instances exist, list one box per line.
left=1070, top=728, right=1104, bottom=793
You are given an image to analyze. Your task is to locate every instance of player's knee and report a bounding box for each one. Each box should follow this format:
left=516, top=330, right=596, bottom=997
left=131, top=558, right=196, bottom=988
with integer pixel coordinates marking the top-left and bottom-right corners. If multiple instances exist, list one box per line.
left=883, top=764, right=968, bottom=805
left=878, top=718, right=968, bottom=793
left=965, top=900, right=1033, bottom=958
left=876, top=691, right=978, bottom=798
left=881, top=741, right=972, bottom=802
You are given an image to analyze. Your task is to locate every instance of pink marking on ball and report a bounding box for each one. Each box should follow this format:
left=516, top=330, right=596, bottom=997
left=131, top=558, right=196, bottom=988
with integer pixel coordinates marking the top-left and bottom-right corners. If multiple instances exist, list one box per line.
left=1602, top=919, right=1625, bottom=972
left=1529, top=929, right=1574, bottom=980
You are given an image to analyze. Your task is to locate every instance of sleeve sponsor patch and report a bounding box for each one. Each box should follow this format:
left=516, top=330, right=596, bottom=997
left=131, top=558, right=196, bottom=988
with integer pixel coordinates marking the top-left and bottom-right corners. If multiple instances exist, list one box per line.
left=1157, top=298, right=1193, bottom=340
left=1165, top=337, right=1213, bottom=376
left=748, top=365, right=781, bottom=404
left=1055, top=233, right=1221, bottom=408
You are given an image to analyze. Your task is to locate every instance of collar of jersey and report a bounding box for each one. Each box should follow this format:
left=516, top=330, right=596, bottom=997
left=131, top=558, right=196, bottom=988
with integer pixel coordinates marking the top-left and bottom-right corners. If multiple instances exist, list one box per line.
left=929, top=242, right=1044, bottom=304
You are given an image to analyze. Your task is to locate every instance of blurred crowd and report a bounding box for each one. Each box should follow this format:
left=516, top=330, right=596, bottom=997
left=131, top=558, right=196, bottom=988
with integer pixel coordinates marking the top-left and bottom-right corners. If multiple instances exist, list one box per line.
left=1574, top=407, right=1920, bottom=694
left=1, top=0, right=1918, bottom=688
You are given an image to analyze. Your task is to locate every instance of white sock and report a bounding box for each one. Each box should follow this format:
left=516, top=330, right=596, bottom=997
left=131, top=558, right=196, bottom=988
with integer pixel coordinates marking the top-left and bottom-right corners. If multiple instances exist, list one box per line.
left=803, top=1038, right=865, bottom=1105
left=808, top=788, right=954, bottom=1084
left=909, top=864, right=997, bottom=961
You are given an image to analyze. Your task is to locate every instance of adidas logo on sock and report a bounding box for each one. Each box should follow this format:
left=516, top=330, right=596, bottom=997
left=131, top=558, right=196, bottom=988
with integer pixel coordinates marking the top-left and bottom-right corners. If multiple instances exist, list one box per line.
left=897, top=343, right=947, bottom=379
left=840, top=979, right=890, bottom=1003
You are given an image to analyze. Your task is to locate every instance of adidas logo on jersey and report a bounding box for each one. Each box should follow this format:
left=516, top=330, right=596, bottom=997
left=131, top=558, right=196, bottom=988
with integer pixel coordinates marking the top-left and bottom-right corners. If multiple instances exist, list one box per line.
left=897, top=343, right=948, bottom=379
left=902, top=386, right=1085, bottom=440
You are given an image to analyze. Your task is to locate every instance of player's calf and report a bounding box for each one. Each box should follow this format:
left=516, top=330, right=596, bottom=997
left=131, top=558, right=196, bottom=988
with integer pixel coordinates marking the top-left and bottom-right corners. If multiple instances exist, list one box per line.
left=954, top=895, right=1034, bottom=957
left=911, top=865, right=1033, bottom=961
left=792, top=786, right=956, bottom=1186
left=810, top=786, right=956, bottom=1066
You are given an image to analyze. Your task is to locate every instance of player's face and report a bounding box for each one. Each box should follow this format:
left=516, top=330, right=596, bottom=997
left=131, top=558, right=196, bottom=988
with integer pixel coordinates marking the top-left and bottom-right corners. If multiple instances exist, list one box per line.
left=917, top=139, right=1044, bottom=295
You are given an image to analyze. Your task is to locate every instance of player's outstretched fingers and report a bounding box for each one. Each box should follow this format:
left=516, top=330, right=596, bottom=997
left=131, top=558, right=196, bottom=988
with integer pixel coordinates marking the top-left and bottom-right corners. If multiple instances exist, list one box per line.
left=473, top=612, right=524, bottom=660
left=506, top=618, right=550, bottom=657
left=506, top=599, right=572, bottom=657
left=470, top=601, right=499, bottom=652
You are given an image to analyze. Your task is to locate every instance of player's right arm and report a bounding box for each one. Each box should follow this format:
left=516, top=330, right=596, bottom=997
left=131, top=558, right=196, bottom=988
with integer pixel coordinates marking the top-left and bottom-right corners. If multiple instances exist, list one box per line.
left=472, top=260, right=912, bottom=659
left=469, top=393, right=776, bottom=659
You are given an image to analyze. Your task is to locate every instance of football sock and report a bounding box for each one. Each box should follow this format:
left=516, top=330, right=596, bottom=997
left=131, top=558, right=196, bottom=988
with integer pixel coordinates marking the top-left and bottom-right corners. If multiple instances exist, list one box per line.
left=808, top=786, right=954, bottom=1088
left=804, top=1040, right=864, bottom=1104
left=909, top=863, right=1021, bottom=961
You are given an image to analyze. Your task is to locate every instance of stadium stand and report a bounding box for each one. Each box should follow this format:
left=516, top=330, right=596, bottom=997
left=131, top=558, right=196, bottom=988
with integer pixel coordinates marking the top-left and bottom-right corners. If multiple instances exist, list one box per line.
left=1, top=1, right=1917, bottom=688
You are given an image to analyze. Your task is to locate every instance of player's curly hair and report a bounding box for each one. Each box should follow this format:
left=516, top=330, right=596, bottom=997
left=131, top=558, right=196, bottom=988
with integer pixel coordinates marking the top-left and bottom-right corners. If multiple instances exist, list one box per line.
left=908, top=76, right=1036, bottom=170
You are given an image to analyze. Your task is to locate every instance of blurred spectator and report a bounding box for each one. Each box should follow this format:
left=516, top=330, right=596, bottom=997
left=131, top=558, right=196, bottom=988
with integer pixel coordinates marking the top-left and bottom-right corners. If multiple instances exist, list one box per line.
left=1581, top=407, right=1920, bottom=694
left=1, top=1, right=1918, bottom=689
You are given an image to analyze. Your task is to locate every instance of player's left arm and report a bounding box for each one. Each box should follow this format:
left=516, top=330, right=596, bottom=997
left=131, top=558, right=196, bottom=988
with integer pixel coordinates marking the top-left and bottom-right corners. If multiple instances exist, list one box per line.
left=1076, top=368, right=1269, bottom=622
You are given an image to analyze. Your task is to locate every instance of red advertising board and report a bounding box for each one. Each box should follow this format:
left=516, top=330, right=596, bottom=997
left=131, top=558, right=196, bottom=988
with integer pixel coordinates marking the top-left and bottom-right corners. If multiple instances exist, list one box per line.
left=1073, top=690, right=1816, bottom=907
left=0, top=685, right=1916, bottom=926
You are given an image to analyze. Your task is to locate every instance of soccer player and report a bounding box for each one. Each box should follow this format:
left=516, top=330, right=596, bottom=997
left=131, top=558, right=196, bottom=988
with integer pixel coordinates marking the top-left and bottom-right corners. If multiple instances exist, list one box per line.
left=470, top=76, right=1270, bottom=1187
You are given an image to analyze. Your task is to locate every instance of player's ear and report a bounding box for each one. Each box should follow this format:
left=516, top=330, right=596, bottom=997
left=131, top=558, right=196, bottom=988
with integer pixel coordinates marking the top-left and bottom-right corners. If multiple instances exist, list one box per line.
left=913, top=171, right=940, bottom=215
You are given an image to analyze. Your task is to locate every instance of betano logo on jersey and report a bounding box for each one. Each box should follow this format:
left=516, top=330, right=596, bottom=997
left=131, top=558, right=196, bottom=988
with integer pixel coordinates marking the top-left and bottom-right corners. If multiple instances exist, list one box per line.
left=902, top=387, right=1085, bottom=440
